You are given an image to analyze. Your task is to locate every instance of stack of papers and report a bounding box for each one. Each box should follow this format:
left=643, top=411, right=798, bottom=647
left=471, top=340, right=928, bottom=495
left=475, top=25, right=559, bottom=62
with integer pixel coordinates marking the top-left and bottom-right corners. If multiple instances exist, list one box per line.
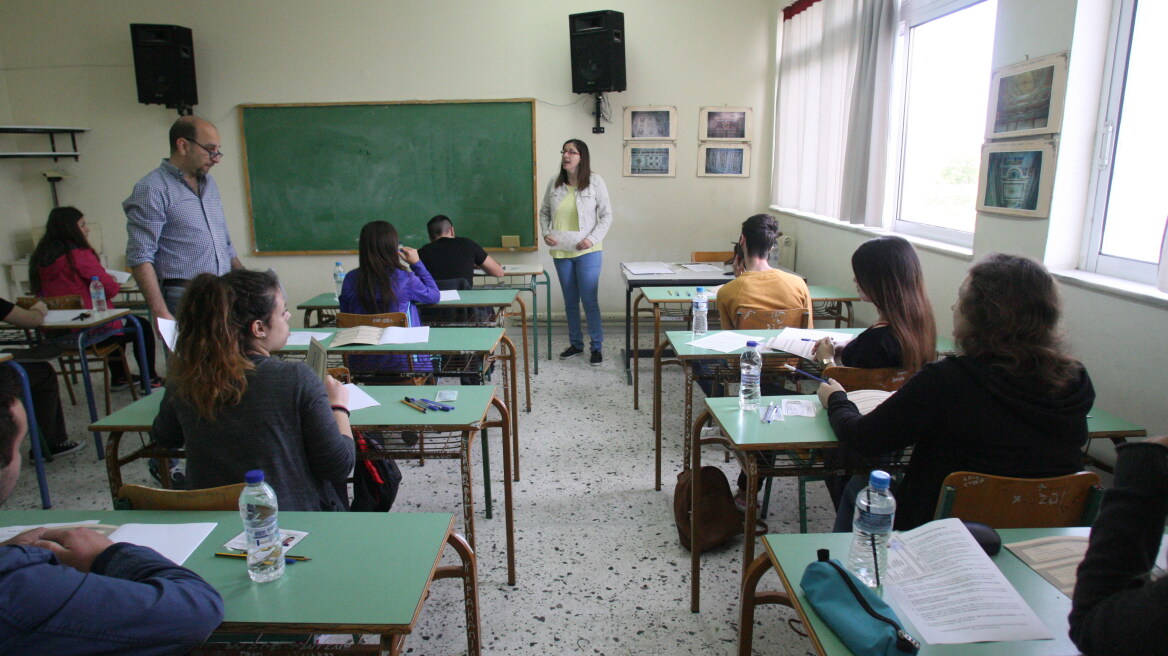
left=686, top=331, right=755, bottom=353
left=679, top=263, right=723, bottom=273
left=763, top=327, right=854, bottom=360
left=624, top=262, right=674, bottom=275
left=438, top=290, right=460, bottom=302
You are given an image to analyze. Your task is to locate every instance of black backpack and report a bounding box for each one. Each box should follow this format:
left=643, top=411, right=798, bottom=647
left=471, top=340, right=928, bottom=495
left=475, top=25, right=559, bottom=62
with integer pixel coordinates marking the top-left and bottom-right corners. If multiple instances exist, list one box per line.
left=350, top=431, right=402, bottom=512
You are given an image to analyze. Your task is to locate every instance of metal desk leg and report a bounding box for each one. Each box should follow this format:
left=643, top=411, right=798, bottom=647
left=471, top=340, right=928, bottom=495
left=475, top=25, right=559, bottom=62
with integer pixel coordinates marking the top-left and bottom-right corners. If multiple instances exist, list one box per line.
left=538, top=271, right=552, bottom=362
left=433, top=532, right=482, bottom=656
left=7, top=361, right=51, bottom=508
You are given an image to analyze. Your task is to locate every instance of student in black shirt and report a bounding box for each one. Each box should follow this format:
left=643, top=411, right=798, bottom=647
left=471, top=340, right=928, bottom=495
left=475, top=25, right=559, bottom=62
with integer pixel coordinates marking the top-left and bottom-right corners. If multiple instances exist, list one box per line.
left=417, top=215, right=504, bottom=286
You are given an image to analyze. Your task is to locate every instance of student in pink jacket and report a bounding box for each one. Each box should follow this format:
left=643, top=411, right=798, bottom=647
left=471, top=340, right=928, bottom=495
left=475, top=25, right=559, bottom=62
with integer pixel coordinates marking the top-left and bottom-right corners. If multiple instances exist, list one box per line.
left=29, top=207, right=159, bottom=388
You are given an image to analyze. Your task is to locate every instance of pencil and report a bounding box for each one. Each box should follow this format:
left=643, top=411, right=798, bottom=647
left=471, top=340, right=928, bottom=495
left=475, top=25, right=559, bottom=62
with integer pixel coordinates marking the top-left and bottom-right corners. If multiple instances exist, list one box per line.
left=400, top=398, right=427, bottom=413
left=214, top=552, right=311, bottom=562
left=782, top=364, right=829, bottom=384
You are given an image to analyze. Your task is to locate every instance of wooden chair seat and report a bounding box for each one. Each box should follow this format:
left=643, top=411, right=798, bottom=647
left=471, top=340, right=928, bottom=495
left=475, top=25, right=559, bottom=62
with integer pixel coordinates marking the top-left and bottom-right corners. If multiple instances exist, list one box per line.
left=934, top=470, right=1104, bottom=528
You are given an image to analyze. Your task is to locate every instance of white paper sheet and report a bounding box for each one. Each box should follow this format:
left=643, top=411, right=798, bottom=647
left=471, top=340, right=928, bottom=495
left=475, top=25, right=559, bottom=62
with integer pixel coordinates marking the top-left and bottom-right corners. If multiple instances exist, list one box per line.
left=105, top=268, right=133, bottom=284
left=43, top=310, right=81, bottom=323
left=109, top=523, right=217, bottom=566
left=764, top=327, right=855, bottom=360
left=623, top=261, right=674, bottom=275
left=224, top=528, right=308, bottom=552
left=781, top=399, right=818, bottom=417
left=157, top=317, right=178, bottom=352
left=685, top=331, right=756, bottom=353
left=285, top=331, right=334, bottom=346
left=379, top=326, right=429, bottom=344
left=439, top=290, right=460, bottom=302
left=343, top=383, right=379, bottom=411
left=680, top=263, right=724, bottom=272
left=885, top=518, right=1054, bottom=644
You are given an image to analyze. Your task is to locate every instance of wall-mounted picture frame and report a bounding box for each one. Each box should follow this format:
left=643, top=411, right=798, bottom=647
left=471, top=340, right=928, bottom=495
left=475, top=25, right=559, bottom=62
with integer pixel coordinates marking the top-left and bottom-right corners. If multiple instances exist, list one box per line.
left=623, top=142, right=677, bottom=177
left=699, top=107, right=751, bottom=141
left=985, top=52, right=1068, bottom=140
left=697, top=143, right=750, bottom=177
left=976, top=140, right=1056, bottom=217
left=623, top=106, right=677, bottom=140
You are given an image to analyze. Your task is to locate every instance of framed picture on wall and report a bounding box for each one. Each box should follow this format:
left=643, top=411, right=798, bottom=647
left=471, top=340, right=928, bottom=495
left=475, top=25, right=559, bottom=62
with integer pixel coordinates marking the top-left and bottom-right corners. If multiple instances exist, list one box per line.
left=623, top=106, right=677, bottom=140
left=976, top=140, right=1056, bottom=217
left=985, top=52, right=1068, bottom=140
left=623, top=142, right=677, bottom=177
left=697, top=143, right=750, bottom=177
left=699, top=107, right=751, bottom=141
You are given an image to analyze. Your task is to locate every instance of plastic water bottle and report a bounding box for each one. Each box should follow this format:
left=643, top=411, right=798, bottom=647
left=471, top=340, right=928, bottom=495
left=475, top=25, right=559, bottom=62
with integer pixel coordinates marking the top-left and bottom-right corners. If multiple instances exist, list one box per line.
left=692, top=287, right=708, bottom=335
left=88, top=276, right=107, bottom=312
left=239, top=469, right=284, bottom=583
left=332, top=262, right=346, bottom=299
left=739, top=340, right=762, bottom=411
left=848, top=470, right=896, bottom=588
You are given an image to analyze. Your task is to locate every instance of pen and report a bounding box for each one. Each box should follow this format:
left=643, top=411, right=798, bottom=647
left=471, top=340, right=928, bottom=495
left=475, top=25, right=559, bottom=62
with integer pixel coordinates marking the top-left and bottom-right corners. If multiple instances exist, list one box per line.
left=761, top=401, right=775, bottom=423
left=214, top=552, right=311, bottom=563
left=782, top=364, right=829, bottom=384
left=400, top=398, right=427, bottom=413
left=419, top=398, right=454, bottom=411
left=800, top=338, right=816, bottom=342
left=72, top=312, right=91, bottom=321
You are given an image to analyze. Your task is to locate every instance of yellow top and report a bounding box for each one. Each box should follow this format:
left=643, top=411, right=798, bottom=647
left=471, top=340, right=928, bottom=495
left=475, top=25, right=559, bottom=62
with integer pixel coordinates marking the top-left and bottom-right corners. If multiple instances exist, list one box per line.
left=550, top=185, right=601, bottom=259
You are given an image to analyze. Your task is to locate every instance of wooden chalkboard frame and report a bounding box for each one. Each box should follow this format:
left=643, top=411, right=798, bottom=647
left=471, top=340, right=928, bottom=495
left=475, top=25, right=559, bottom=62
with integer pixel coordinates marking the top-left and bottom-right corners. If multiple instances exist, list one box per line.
left=239, top=99, right=538, bottom=255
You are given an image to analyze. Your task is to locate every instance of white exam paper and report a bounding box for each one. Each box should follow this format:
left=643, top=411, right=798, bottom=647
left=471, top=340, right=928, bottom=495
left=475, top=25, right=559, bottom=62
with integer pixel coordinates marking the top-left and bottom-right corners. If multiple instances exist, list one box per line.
left=680, top=263, right=723, bottom=272
left=105, top=268, right=133, bottom=284
left=109, top=522, right=216, bottom=566
left=623, top=261, right=674, bottom=275
left=379, top=326, right=429, bottom=344
left=764, top=327, right=855, bottom=360
left=43, top=310, right=81, bottom=323
left=780, top=399, right=818, bottom=417
left=885, top=518, right=1053, bottom=644
left=157, top=317, right=178, bottom=351
left=343, top=383, right=379, bottom=411
left=439, top=290, right=461, bottom=302
left=285, top=331, right=334, bottom=346
left=686, top=331, right=755, bottom=353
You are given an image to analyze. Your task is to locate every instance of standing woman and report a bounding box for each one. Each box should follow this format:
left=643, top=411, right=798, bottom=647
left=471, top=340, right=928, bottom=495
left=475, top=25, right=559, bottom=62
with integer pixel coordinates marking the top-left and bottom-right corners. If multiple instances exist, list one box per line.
left=339, top=221, right=440, bottom=378
left=29, top=206, right=160, bottom=388
left=540, top=139, right=612, bottom=366
left=153, top=270, right=354, bottom=511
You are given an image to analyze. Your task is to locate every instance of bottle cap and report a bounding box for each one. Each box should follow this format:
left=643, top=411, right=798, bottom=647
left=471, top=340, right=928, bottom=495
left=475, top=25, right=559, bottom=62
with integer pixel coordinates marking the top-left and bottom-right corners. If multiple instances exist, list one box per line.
left=869, top=469, right=891, bottom=490
left=746, top=341, right=758, bottom=347
left=244, top=469, right=265, bottom=484
left=696, top=287, right=704, bottom=292
left=335, top=261, right=341, bottom=266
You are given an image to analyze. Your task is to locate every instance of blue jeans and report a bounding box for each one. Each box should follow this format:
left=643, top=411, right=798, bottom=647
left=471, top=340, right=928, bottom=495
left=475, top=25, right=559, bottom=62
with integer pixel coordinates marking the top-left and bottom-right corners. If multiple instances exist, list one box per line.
left=553, top=251, right=603, bottom=350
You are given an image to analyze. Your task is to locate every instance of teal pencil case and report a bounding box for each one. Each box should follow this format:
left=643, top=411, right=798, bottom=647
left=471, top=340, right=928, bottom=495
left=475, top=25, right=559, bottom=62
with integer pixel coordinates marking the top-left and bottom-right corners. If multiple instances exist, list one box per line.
left=799, top=548, right=920, bottom=656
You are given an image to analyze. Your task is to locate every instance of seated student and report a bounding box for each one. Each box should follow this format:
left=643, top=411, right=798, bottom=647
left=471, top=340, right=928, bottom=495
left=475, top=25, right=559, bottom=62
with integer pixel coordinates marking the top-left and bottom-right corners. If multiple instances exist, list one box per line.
left=29, top=206, right=160, bottom=389
left=716, top=213, right=813, bottom=330
left=0, top=366, right=223, bottom=653
left=0, top=296, right=79, bottom=456
left=812, top=236, right=937, bottom=510
left=153, top=269, right=355, bottom=511
left=1069, top=436, right=1168, bottom=655
left=417, top=214, right=505, bottom=285
left=819, top=253, right=1094, bottom=531
left=339, top=221, right=440, bottom=377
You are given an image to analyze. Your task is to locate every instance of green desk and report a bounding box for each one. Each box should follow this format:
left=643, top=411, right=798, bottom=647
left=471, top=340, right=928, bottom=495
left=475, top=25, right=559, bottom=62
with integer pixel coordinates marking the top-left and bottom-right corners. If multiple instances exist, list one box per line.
left=281, top=326, right=523, bottom=460
left=630, top=287, right=719, bottom=411
left=686, top=394, right=1144, bottom=613
left=475, top=263, right=551, bottom=368
left=806, top=285, right=861, bottom=328
left=742, top=528, right=1084, bottom=656
left=90, top=385, right=517, bottom=586
left=0, top=509, right=481, bottom=655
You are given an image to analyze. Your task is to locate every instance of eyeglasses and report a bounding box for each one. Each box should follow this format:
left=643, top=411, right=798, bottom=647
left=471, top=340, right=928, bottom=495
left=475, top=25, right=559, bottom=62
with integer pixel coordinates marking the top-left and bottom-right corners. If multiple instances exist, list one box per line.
left=187, top=139, right=224, bottom=160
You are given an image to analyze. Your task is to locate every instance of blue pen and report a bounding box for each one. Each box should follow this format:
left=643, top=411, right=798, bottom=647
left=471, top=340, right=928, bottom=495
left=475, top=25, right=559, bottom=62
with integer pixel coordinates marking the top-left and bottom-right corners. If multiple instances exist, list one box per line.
left=419, top=398, right=454, bottom=411
left=406, top=397, right=438, bottom=411
left=782, top=364, right=829, bottom=384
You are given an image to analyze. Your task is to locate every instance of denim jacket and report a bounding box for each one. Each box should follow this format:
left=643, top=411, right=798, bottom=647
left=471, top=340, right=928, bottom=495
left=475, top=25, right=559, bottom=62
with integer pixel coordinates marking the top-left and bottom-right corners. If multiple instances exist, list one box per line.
left=538, top=173, right=613, bottom=245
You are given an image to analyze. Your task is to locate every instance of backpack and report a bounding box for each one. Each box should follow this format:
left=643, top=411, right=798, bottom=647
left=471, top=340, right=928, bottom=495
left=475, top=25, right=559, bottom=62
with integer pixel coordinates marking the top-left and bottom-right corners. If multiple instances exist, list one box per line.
left=350, top=431, right=402, bottom=512
left=673, top=466, right=745, bottom=552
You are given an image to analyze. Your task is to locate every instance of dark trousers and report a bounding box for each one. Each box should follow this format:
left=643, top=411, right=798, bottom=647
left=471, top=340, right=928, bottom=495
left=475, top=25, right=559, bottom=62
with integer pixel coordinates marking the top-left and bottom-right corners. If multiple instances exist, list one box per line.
left=21, top=361, right=69, bottom=446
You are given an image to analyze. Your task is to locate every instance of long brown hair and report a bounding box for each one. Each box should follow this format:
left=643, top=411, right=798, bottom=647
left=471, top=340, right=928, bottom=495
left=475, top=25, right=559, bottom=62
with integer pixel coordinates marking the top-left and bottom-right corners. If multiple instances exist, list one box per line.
left=851, top=236, right=936, bottom=372
left=555, top=139, right=592, bottom=192
left=29, top=206, right=92, bottom=295
left=355, top=221, right=405, bottom=313
left=169, top=269, right=281, bottom=419
left=956, top=253, right=1081, bottom=393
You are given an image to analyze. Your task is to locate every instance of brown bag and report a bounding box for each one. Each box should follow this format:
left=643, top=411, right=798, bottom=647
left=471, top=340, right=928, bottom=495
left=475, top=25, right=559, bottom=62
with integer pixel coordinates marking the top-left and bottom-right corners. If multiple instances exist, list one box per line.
left=674, top=466, right=745, bottom=552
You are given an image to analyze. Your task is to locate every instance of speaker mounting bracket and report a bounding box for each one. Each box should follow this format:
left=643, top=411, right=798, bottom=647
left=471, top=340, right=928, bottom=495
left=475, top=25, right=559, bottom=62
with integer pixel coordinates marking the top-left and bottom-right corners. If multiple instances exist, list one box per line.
left=592, top=93, right=605, bottom=134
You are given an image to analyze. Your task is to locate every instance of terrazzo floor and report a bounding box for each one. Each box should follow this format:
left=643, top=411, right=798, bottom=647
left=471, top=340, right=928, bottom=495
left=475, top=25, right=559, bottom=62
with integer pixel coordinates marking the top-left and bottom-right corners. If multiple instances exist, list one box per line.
left=3, top=321, right=839, bottom=655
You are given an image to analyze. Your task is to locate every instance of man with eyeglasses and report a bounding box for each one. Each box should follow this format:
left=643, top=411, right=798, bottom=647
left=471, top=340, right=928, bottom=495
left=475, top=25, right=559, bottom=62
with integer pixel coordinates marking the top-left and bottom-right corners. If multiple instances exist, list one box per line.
left=124, top=116, right=243, bottom=323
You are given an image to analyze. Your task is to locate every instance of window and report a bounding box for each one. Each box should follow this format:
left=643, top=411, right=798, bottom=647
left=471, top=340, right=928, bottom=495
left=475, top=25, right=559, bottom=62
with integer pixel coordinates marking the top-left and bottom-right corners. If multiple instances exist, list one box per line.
left=889, top=0, right=997, bottom=246
left=1082, top=0, right=1168, bottom=285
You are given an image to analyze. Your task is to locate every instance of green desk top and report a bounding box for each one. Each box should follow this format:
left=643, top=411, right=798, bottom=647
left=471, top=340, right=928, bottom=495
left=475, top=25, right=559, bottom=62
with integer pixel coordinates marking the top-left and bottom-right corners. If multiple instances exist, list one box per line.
left=0, top=509, right=453, bottom=632
left=640, top=287, right=719, bottom=302
left=704, top=394, right=1141, bottom=448
left=806, top=285, right=861, bottom=301
left=763, top=528, right=1083, bottom=655
left=90, top=385, right=497, bottom=433
left=298, top=289, right=518, bottom=311
left=281, top=326, right=504, bottom=354
left=665, top=329, right=958, bottom=358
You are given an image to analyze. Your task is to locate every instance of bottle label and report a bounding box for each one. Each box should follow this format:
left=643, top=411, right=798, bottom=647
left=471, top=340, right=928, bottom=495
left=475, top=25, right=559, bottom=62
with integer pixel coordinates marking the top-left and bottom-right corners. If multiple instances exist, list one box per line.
left=741, top=372, right=760, bottom=386
left=855, top=509, right=893, bottom=532
left=693, top=300, right=707, bottom=312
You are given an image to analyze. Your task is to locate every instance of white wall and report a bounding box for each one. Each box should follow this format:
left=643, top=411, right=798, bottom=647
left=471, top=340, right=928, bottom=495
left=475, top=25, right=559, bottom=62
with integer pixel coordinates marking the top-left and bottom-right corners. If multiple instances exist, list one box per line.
left=0, top=0, right=779, bottom=314
left=775, top=0, right=1168, bottom=447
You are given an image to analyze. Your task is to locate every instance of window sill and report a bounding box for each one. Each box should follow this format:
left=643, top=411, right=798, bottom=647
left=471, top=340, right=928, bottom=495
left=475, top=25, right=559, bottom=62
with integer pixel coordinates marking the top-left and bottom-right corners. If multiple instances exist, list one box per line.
left=769, top=206, right=974, bottom=261
left=1051, top=269, right=1168, bottom=311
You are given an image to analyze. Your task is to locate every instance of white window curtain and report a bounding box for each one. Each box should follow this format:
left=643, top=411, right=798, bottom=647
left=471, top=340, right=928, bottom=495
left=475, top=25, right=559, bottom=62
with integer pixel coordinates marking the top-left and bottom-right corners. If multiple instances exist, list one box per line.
left=772, top=0, right=897, bottom=226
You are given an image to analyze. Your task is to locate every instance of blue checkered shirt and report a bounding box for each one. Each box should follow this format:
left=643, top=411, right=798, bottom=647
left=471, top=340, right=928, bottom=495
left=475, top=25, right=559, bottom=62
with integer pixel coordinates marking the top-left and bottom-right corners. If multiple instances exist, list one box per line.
left=124, top=159, right=237, bottom=280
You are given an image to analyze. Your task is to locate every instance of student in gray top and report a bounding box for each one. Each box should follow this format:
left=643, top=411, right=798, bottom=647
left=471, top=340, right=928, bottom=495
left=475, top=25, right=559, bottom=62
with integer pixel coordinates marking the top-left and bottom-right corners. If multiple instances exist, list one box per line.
left=124, top=116, right=243, bottom=321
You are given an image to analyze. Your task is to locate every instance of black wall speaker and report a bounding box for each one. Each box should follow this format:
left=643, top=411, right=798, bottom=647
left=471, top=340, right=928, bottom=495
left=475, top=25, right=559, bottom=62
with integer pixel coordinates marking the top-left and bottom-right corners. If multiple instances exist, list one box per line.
left=569, top=10, right=626, bottom=94
left=130, top=24, right=198, bottom=110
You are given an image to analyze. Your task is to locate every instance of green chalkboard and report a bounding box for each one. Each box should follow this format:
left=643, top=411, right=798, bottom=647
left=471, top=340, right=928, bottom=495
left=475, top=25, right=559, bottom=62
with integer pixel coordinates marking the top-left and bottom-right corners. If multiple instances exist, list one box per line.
left=239, top=100, right=537, bottom=254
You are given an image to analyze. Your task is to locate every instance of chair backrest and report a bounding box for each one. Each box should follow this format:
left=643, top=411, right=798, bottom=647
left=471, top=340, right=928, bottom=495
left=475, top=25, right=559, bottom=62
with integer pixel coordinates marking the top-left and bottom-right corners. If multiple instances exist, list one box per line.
left=117, top=483, right=246, bottom=511
left=821, top=366, right=912, bottom=392
left=336, top=312, right=408, bottom=328
left=690, top=251, right=734, bottom=264
left=933, top=471, right=1104, bottom=528
left=18, top=295, right=83, bottom=310
left=735, top=308, right=809, bottom=330
left=327, top=366, right=352, bottom=384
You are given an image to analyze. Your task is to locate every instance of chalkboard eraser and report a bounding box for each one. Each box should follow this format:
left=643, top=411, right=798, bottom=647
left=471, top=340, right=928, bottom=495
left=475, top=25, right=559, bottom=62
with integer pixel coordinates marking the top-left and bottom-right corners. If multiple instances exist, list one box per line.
left=501, top=235, right=520, bottom=248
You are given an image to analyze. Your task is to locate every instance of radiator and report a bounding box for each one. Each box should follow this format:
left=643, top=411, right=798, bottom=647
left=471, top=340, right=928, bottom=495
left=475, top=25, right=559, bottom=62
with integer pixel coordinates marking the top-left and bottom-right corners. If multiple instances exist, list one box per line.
left=772, top=234, right=797, bottom=271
